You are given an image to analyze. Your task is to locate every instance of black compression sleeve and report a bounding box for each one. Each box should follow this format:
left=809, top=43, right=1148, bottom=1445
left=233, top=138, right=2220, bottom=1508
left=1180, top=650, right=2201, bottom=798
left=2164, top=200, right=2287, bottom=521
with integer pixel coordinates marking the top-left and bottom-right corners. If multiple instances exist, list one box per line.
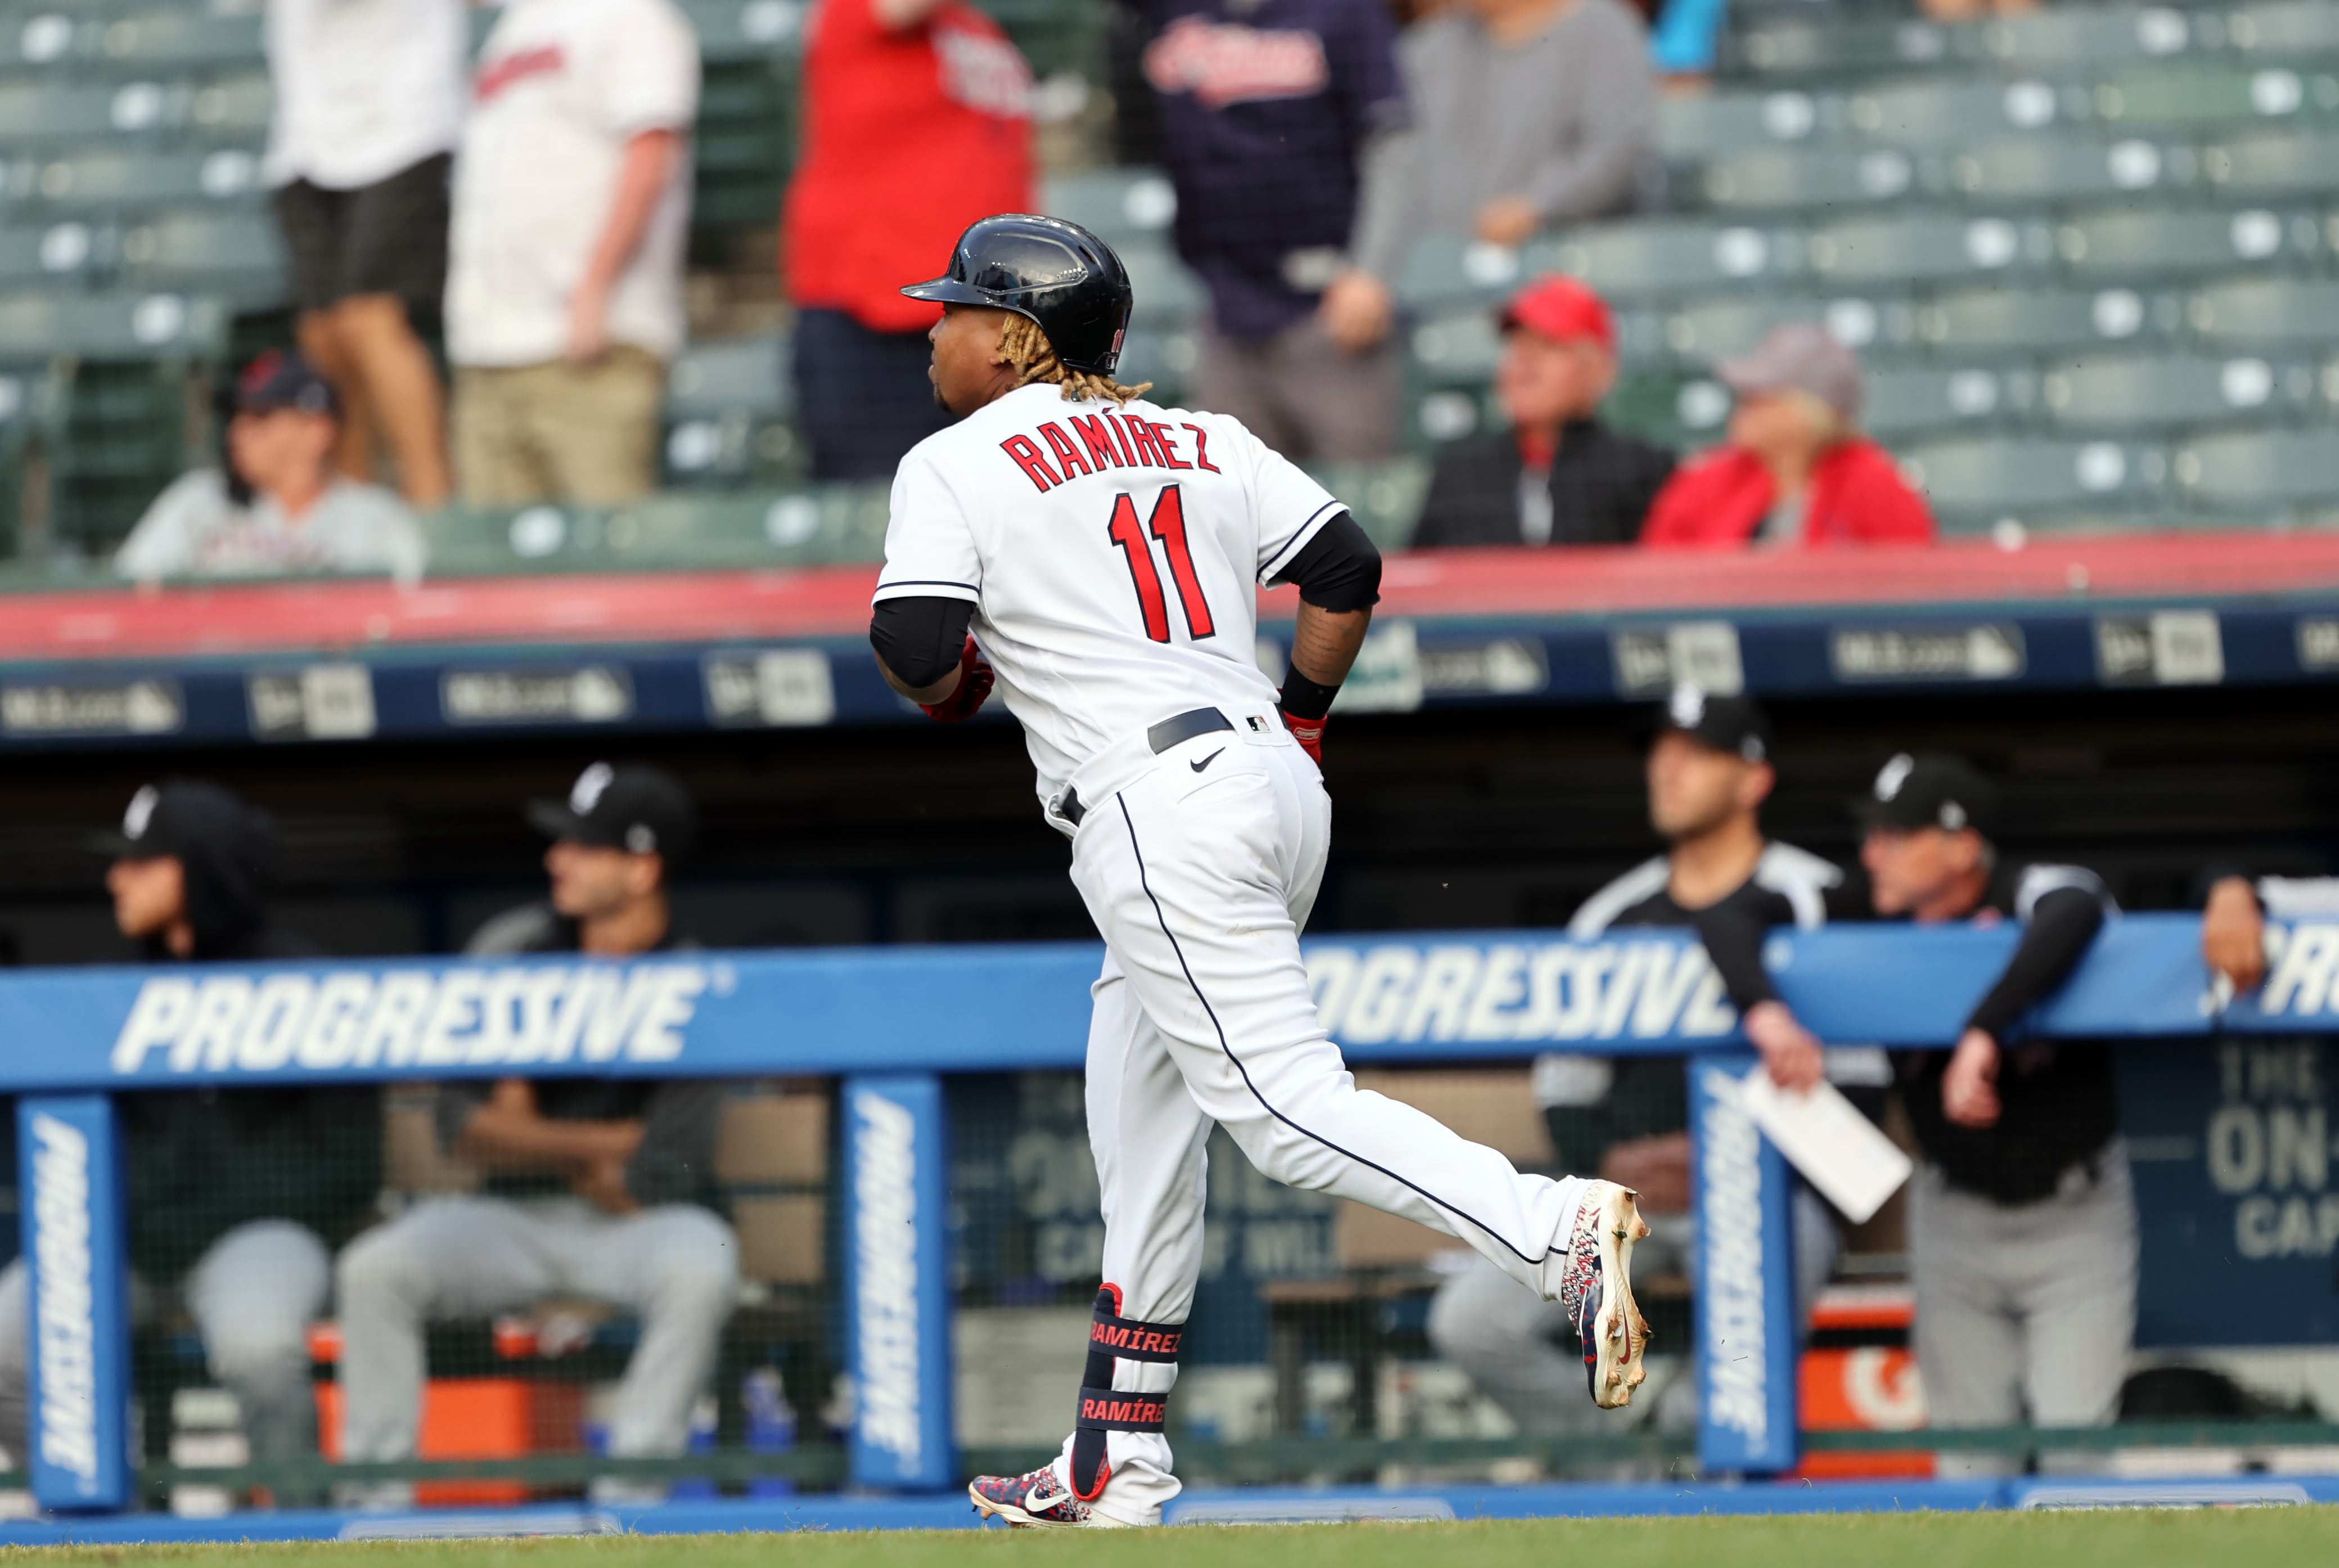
left=1270, top=511, right=1382, bottom=612
left=1690, top=901, right=1782, bottom=1011
left=1963, top=886, right=2105, bottom=1041
left=869, top=596, right=975, bottom=691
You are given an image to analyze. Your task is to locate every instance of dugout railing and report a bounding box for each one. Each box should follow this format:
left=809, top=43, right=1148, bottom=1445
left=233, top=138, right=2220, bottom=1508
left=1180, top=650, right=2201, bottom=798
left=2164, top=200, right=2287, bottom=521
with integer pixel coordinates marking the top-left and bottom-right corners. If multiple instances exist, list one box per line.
left=2, top=914, right=2337, bottom=1514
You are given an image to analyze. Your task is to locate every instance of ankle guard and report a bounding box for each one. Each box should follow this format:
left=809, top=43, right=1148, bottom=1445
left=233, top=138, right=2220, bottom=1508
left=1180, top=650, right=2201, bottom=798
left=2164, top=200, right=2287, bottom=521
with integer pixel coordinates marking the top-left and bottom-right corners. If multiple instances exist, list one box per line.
left=1069, top=1285, right=1182, bottom=1501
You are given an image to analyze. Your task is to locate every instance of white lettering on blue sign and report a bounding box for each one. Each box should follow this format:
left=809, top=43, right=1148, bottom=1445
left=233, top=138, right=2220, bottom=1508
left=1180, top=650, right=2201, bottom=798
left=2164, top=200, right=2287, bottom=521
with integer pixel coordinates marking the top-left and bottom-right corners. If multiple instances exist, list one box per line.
left=2263, top=924, right=2339, bottom=1016
left=1700, top=1069, right=1767, bottom=1449
left=854, top=1091, right=922, bottom=1467
left=107, top=966, right=709, bottom=1076
left=1306, top=941, right=1736, bottom=1046
left=29, top=1114, right=98, bottom=1487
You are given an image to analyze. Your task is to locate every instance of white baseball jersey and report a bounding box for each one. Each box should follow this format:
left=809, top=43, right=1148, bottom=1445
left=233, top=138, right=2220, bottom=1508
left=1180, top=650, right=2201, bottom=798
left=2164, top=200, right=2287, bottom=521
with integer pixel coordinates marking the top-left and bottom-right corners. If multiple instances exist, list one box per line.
left=873, top=381, right=1346, bottom=801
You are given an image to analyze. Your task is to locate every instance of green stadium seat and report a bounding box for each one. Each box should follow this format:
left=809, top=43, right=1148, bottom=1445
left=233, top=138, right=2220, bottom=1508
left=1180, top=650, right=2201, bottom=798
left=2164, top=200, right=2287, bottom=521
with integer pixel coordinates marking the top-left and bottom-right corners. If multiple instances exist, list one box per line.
left=1729, top=15, right=1967, bottom=79
left=2228, top=0, right=2339, bottom=53
left=1657, top=88, right=1835, bottom=161
left=1405, top=384, right=1500, bottom=449
left=1409, top=308, right=1502, bottom=388
left=1984, top=6, right=2199, bottom=69
left=2189, top=275, right=2339, bottom=346
left=1305, top=459, right=1430, bottom=554
left=1698, top=145, right=1921, bottom=211
left=22, top=146, right=265, bottom=211
left=0, top=81, right=177, bottom=149
left=664, top=336, right=796, bottom=489
left=1807, top=213, right=2046, bottom=286
left=2202, top=130, right=2339, bottom=196
left=2038, top=350, right=2315, bottom=430
left=0, top=11, right=85, bottom=70
left=1116, top=239, right=1205, bottom=327
left=1950, top=134, right=2188, bottom=203
left=1658, top=294, right=1914, bottom=363
left=90, top=10, right=264, bottom=70
left=0, top=290, right=225, bottom=359
left=2174, top=427, right=2339, bottom=513
left=1862, top=363, right=2021, bottom=441
left=116, top=213, right=285, bottom=304
left=1041, top=168, right=1178, bottom=247
left=1847, top=78, right=2070, bottom=148
left=188, top=73, right=272, bottom=142
left=1603, top=366, right=1727, bottom=449
left=680, top=0, right=808, bottom=62
left=1397, top=232, right=1533, bottom=308
left=0, top=220, right=102, bottom=289
left=1535, top=218, right=1805, bottom=301
left=2055, top=205, right=2317, bottom=281
left=1115, top=326, right=1196, bottom=404
left=2092, top=64, right=2328, bottom=130
left=1918, top=283, right=2172, bottom=354
left=1900, top=434, right=2166, bottom=522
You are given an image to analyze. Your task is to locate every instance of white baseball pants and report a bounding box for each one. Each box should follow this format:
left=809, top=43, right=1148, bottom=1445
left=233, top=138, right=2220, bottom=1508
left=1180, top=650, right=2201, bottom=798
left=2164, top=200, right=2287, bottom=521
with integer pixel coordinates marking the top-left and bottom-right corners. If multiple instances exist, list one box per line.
left=1048, top=708, right=1588, bottom=1524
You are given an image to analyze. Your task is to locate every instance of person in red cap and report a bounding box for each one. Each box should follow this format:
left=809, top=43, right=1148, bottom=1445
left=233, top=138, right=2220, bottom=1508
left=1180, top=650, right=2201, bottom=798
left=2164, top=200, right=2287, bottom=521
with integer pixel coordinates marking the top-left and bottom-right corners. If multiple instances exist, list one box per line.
left=1410, top=274, right=1673, bottom=548
left=1642, top=322, right=1936, bottom=548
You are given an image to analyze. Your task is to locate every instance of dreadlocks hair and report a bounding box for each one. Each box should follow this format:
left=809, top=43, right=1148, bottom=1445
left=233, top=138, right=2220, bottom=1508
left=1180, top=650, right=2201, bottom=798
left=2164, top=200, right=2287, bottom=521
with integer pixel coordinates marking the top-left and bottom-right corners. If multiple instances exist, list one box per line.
left=997, top=313, right=1152, bottom=407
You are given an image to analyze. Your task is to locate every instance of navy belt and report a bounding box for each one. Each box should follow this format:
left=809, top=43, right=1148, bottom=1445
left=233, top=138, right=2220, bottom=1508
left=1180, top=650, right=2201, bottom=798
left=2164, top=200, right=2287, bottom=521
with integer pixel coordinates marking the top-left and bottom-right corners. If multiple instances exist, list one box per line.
left=1058, top=707, right=1234, bottom=827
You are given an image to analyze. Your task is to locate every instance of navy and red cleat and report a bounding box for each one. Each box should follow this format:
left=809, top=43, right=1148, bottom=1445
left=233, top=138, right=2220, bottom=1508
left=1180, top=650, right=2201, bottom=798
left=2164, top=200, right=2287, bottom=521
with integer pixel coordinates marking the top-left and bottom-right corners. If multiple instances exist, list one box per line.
left=967, top=1466, right=1128, bottom=1529
left=1563, top=1178, right=1652, bottom=1409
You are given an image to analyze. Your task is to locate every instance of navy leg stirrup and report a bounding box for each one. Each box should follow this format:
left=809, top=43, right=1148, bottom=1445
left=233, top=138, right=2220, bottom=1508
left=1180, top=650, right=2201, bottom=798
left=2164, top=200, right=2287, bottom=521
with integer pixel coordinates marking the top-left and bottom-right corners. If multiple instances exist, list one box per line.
left=1069, top=1285, right=1182, bottom=1501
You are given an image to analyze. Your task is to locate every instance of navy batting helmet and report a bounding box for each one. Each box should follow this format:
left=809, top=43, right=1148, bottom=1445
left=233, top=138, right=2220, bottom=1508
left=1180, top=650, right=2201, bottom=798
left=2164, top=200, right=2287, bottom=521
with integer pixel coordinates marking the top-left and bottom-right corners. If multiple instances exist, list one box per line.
left=900, top=214, right=1134, bottom=377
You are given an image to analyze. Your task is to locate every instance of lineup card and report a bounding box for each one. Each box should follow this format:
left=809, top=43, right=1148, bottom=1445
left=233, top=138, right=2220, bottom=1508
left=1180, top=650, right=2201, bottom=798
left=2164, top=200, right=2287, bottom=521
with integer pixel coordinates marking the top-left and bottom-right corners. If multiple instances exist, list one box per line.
left=1732, top=1071, right=1915, bottom=1224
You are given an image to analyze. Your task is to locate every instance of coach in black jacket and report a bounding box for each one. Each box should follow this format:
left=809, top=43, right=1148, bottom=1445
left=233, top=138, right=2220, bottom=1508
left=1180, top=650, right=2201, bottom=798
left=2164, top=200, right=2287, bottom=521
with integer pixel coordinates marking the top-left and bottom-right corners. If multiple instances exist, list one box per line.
left=1410, top=275, right=1674, bottom=549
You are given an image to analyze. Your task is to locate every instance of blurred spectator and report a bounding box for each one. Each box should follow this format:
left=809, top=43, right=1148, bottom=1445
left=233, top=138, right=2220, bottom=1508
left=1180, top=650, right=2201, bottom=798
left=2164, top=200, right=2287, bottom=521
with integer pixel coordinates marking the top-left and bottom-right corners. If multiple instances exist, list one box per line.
left=1135, top=0, right=1407, bottom=460
left=1642, top=323, right=1936, bottom=547
left=1860, top=754, right=2134, bottom=1462
left=1327, top=0, right=1658, bottom=353
left=115, top=353, right=427, bottom=584
left=1410, top=274, right=1672, bottom=547
left=783, top=0, right=1034, bottom=479
left=0, top=782, right=381, bottom=1506
left=264, top=0, right=463, bottom=510
left=1428, top=688, right=1860, bottom=1433
left=447, top=0, right=701, bottom=506
left=336, top=763, right=735, bottom=1506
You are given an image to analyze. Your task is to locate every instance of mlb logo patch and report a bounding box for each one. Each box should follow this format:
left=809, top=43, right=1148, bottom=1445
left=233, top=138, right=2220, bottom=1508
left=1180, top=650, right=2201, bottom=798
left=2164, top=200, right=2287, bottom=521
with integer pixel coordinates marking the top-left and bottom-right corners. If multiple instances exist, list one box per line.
left=1246, top=715, right=1268, bottom=733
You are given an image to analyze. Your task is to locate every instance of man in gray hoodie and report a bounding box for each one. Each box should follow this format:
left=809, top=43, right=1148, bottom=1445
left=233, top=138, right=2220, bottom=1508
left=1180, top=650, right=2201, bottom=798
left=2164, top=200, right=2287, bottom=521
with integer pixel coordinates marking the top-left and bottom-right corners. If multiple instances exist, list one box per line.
left=1322, top=0, right=1657, bottom=353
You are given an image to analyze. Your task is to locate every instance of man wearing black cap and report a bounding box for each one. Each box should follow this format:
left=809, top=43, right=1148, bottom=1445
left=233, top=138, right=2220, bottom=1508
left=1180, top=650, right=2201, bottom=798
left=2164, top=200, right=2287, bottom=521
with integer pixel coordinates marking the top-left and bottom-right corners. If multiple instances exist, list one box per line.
left=1859, top=753, right=2134, bottom=1461
left=1429, top=684, right=1869, bottom=1435
left=334, top=762, right=736, bottom=1504
left=0, top=782, right=381, bottom=1503
left=114, top=350, right=427, bottom=584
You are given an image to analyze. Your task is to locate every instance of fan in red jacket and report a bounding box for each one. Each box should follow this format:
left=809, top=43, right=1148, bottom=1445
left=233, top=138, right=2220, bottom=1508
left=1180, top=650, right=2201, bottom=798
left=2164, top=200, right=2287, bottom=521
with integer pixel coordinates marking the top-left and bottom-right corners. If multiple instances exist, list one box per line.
left=1642, top=323, right=1936, bottom=548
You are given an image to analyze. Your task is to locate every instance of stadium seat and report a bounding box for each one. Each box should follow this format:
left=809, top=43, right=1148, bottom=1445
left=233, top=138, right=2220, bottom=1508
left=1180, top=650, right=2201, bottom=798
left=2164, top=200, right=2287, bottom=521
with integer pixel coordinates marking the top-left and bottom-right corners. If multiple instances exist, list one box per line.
left=2201, top=129, right=2339, bottom=195
left=1116, top=326, right=1196, bottom=404
left=2189, top=275, right=2339, bottom=345
left=1847, top=78, right=2072, bottom=148
left=187, top=72, right=271, bottom=143
left=1305, top=459, right=1430, bottom=553
left=89, top=10, right=265, bottom=70
left=1729, top=14, right=1968, bottom=79
left=1397, top=231, right=1533, bottom=308
left=664, top=335, right=796, bottom=490
left=679, top=0, right=808, bottom=63
left=2174, top=427, right=2339, bottom=512
left=1408, top=308, right=1502, bottom=389
left=2092, top=63, right=2328, bottom=130
left=18, top=146, right=265, bottom=211
left=0, top=290, right=223, bottom=359
left=1661, top=293, right=1915, bottom=362
left=1949, top=134, right=2191, bottom=203
left=2228, top=0, right=2339, bottom=53
left=2054, top=205, right=2318, bottom=281
left=0, top=80, right=181, bottom=150
left=1699, top=145, right=1921, bottom=211
left=1657, top=88, right=1840, bottom=161
left=1862, top=363, right=2027, bottom=441
left=1605, top=366, right=1727, bottom=449
left=1918, top=283, right=2174, bottom=353
left=1984, top=5, right=2200, bottom=69
left=1042, top=168, right=1178, bottom=248
left=1116, top=239, right=1205, bottom=327
left=0, top=220, right=103, bottom=289
left=116, top=212, right=284, bottom=303
left=2038, top=350, right=2316, bottom=430
left=1535, top=218, right=1805, bottom=301
left=0, top=10, right=85, bottom=71
left=1806, top=213, right=2047, bottom=286
left=1900, top=433, right=2167, bottom=524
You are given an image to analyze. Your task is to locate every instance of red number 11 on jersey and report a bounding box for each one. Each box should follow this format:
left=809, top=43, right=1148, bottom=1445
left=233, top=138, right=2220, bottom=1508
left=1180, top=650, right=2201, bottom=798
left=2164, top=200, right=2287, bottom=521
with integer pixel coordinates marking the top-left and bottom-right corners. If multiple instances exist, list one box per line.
left=1105, top=485, right=1215, bottom=643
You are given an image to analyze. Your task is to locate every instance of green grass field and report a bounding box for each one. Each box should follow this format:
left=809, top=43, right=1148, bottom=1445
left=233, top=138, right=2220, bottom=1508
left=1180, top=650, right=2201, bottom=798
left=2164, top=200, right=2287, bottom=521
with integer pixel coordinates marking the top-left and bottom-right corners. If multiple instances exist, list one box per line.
left=7, top=1511, right=2339, bottom=1568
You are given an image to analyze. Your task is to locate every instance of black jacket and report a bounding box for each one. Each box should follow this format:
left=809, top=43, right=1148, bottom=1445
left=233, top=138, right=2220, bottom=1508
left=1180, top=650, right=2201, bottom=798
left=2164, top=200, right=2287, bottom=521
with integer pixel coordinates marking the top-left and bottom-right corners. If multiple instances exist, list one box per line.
left=1410, top=419, right=1675, bottom=549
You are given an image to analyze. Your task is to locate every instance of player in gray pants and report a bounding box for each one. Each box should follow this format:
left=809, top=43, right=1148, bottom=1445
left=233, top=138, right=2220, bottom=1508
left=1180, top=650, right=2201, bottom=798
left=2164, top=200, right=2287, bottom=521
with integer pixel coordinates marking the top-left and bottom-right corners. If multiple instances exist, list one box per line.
left=334, top=763, right=739, bottom=1504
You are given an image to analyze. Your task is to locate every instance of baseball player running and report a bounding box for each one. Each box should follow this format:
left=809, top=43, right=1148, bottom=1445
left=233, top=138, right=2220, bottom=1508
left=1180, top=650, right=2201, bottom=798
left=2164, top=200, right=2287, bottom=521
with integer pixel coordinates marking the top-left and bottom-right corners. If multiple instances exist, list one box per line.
left=866, top=214, right=1648, bottom=1529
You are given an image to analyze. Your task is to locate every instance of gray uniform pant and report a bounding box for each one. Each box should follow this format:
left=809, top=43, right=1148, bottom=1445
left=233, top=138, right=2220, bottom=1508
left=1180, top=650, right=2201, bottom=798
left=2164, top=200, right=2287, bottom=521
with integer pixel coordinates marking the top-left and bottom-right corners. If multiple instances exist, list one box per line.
left=1427, top=1187, right=1841, bottom=1437
left=334, top=1195, right=738, bottom=1463
left=1192, top=317, right=1400, bottom=463
left=1910, top=1143, right=2137, bottom=1470
left=0, top=1219, right=331, bottom=1471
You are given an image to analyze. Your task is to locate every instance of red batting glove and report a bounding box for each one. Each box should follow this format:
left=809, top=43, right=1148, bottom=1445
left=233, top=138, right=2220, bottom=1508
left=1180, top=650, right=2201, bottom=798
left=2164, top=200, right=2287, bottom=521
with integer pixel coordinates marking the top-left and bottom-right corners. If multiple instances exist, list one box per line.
left=1280, top=706, right=1326, bottom=764
left=920, top=637, right=994, bottom=723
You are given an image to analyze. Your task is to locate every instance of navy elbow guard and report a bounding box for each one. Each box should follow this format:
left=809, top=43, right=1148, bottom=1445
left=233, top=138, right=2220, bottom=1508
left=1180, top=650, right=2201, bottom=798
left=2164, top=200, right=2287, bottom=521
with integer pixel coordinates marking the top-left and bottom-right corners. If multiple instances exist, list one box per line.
left=1070, top=1285, right=1183, bottom=1502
